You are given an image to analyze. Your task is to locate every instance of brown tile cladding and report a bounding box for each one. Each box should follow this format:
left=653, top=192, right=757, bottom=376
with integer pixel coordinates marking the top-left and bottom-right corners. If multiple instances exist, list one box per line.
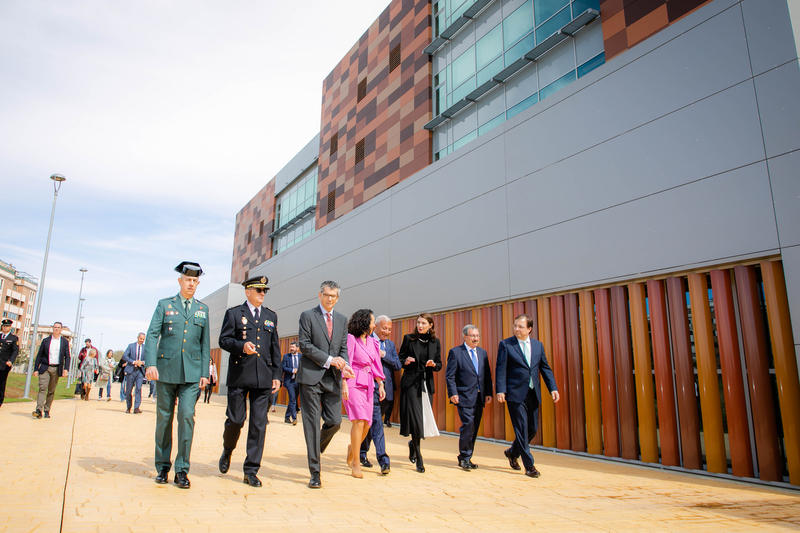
left=317, top=0, right=432, bottom=229
left=230, top=180, right=275, bottom=283
left=600, top=0, right=711, bottom=61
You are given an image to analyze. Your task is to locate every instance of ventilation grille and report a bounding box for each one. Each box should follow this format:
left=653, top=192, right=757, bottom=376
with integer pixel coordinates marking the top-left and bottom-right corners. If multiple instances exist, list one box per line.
left=330, top=133, right=338, bottom=155
left=357, top=78, right=367, bottom=103
left=355, top=138, right=366, bottom=164
left=389, top=43, right=401, bottom=73
left=327, top=191, right=336, bottom=214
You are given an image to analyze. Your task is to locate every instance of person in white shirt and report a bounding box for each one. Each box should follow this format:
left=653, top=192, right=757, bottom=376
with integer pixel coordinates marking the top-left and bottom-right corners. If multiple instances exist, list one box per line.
left=32, top=322, right=71, bottom=419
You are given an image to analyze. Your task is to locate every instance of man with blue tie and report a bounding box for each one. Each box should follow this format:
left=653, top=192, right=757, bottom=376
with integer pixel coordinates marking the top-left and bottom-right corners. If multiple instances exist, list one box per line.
left=122, top=333, right=146, bottom=414
left=496, top=314, right=560, bottom=478
left=359, top=315, right=401, bottom=474
left=446, top=324, right=493, bottom=470
left=281, top=341, right=300, bottom=425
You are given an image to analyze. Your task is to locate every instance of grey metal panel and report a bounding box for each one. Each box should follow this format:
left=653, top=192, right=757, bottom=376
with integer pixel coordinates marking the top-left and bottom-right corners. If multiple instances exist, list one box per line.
left=390, top=187, right=508, bottom=273
left=267, top=231, right=326, bottom=282
left=754, top=60, right=800, bottom=158
left=322, top=237, right=392, bottom=293
left=768, top=150, right=800, bottom=248
left=329, top=277, right=392, bottom=325
left=508, top=164, right=779, bottom=297
left=741, top=0, right=799, bottom=77
left=779, top=244, right=800, bottom=355
left=388, top=241, right=511, bottom=318
left=505, top=81, right=765, bottom=238
left=273, top=134, right=320, bottom=196
left=322, top=197, right=392, bottom=262
left=504, top=3, right=752, bottom=183
left=389, top=134, right=506, bottom=232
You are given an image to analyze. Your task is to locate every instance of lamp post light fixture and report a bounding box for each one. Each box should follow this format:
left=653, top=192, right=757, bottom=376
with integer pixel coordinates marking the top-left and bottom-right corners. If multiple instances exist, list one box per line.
left=23, top=174, right=66, bottom=399
left=67, top=270, right=88, bottom=385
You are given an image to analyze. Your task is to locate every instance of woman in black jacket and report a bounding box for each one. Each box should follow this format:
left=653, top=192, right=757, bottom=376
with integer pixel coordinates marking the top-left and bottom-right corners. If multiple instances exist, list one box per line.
left=398, top=312, right=442, bottom=473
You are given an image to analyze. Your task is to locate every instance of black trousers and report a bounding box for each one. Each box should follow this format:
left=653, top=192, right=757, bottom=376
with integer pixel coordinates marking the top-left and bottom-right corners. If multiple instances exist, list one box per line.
left=456, top=399, right=484, bottom=461
left=0, top=365, right=9, bottom=407
left=299, top=369, right=342, bottom=475
left=507, top=387, right=541, bottom=469
left=223, top=387, right=271, bottom=475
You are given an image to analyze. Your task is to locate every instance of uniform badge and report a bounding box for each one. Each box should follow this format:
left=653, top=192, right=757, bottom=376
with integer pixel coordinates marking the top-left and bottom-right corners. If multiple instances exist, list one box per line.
left=194, top=310, right=206, bottom=319
left=241, top=316, right=248, bottom=325
left=168, top=304, right=172, bottom=308
left=264, top=319, right=275, bottom=328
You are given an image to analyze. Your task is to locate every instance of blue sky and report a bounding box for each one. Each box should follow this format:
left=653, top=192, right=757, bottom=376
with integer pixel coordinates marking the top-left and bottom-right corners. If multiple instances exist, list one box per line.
left=0, top=0, right=388, bottom=352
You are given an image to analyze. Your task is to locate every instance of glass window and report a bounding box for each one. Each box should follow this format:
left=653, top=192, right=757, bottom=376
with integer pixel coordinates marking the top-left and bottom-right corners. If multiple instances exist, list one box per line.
left=537, top=38, right=574, bottom=88
left=535, top=4, right=570, bottom=42
left=505, top=63, right=538, bottom=108
left=572, top=0, right=600, bottom=16
left=452, top=46, right=476, bottom=88
left=577, top=52, right=604, bottom=78
left=504, top=32, right=535, bottom=65
left=506, top=92, right=539, bottom=119
left=477, top=56, right=504, bottom=86
left=452, top=75, right=477, bottom=102
left=274, top=164, right=318, bottom=255
left=478, top=113, right=505, bottom=135
left=503, top=0, right=533, bottom=49
left=534, top=0, right=568, bottom=24
left=539, top=70, right=576, bottom=100
left=453, top=129, right=478, bottom=151
left=575, top=19, right=603, bottom=65
left=476, top=24, right=502, bottom=70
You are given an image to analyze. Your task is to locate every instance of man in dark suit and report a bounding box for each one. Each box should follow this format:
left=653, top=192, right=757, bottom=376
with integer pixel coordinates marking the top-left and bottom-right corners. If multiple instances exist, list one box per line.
left=359, top=315, right=401, bottom=474
left=0, top=318, right=20, bottom=408
left=496, top=314, right=559, bottom=478
left=446, top=324, right=493, bottom=470
left=297, top=280, right=353, bottom=489
left=218, top=275, right=281, bottom=488
left=121, top=333, right=146, bottom=414
left=281, top=341, right=300, bottom=425
left=32, top=321, right=71, bottom=419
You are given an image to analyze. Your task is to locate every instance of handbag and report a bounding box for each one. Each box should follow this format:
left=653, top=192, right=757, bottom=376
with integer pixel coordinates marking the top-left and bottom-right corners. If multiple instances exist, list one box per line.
left=420, top=381, right=440, bottom=438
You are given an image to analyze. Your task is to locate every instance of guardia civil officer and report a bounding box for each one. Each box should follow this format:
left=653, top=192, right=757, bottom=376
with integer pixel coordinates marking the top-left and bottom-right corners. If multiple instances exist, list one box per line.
left=0, top=318, right=20, bottom=408
left=145, top=262, right=210, bottom=489
left=218, top=275, right=281, bottom=488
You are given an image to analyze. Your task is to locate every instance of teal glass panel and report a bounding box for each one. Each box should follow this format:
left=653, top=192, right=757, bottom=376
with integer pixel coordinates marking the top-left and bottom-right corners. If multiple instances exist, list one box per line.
left=452, top=75, right=476, bottom=102
left=535, top=5, right=570, bottom=42
left=571, top=0, right=600, bottom=15
left=478, top=113, right=505, bottom=135
left=577, top=52, right=604, bottom=78
left=452, top=46, right=476, bottom=88
left=539, top=69, right=576, bottom=100
left=535, top=0, right=569, bottom=24
left=477, top=56, right=504, bottom=85
left=504, top=32, right=535, bottom=65
left=476, top=24, right=502, bottom=70
left=451, top=0, right=472, bottom=22
left=503, top=0, right=533, bottom=49
left=506, top=93, right=539, bottom=119
left=453, top=129, right=478, bottom=151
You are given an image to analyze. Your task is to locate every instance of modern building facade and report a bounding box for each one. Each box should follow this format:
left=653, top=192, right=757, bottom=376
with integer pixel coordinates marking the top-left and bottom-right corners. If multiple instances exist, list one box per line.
left=221, top=0, right=800, bottom=487
left=0, top=259, right=37, bottom=349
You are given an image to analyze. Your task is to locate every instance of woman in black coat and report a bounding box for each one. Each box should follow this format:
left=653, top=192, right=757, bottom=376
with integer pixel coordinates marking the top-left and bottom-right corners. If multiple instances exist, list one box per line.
left=398, top=312, right=442, bottom=473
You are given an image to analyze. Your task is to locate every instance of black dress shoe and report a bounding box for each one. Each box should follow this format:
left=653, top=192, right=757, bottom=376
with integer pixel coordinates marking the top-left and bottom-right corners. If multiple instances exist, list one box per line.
left=467, top=459, right=479, bottom=469
left=308, top=472, right=321, bottom=489
left=458, top=458, right=471, bottom=471
left=243, top=473, right=262, bottom=487
left=32, top=409, right=42, bottom=419
left=408, top=441, right=416, bottom=464
left=43, top=411, right=51, bottom=419
left=384, top=421, right=392, bottom=428
left=415, top=464, right=425, bottom=473
left=504, top=449, right=521, bottom=471
left=360, top=457, right=373, bottom=468
left=285, top=419, right=292, bottom=424
left=381, top=464, right=390, bottom=475
left=219, top=450, right=232, bottom=474
left=155, top=468, right=170, bottom=484
left=525, top=466, right=541, bottom=478
left=174, top=472, right=191, bottom=488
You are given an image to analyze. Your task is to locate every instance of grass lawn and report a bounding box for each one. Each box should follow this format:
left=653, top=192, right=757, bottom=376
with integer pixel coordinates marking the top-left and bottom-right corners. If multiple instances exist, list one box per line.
left=4, top=372, right=77, bottom=402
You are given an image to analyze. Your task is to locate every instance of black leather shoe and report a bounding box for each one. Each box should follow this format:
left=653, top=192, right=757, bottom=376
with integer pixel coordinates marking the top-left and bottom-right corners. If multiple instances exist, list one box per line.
left=155, top=467, right=169, bottom=484
left=308, top=472, right=321, bottom=489
left=243, top=473, right=262, bottom=487
left=125, top=409, right=131, bottom=414
left=32, top=409, right=42, bottom=419
left=219, top=450, right=232, bottom=474
left=360, top=457, right=373, bottom=468
left=384, top=421, right=392, bottom=428
left=174, top=472, right=191, bottom=488
left=415, top=463, right=425, bottom=473
left=408, top=441, right=416, bottom=464
left=504, top=449, right=521, bottom=471
left=467, top=459, right=478, bottom=469
left=458, top=458, right=471, bottom=471
left=43, top=411, right=51, bottom=419
left=381, top=464, right=390, bottom=475
left=525, top=466, right=541, bottom=478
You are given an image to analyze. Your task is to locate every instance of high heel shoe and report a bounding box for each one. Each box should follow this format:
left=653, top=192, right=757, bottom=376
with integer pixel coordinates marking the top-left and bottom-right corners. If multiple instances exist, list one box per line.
left=415, top=453, right=425, bottom=473
left=347, top=444, right=362, bottom=478
left=408, top=441, right=417, bottom=464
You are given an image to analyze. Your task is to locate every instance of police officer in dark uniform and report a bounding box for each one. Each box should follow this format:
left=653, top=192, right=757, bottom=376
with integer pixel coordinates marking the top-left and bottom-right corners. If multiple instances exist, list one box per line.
left=218, top=275, right=281, bottom=487
left=0, top=319, right=20, bottom=408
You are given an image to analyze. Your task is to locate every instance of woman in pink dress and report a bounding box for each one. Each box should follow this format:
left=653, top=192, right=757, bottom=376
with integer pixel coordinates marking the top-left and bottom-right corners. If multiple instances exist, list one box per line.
left=342, top=309, right=385, bottom=478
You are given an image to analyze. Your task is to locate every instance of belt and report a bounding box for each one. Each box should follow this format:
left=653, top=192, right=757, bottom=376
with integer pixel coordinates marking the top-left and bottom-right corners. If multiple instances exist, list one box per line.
left=48, top=364, right=59, bottom=367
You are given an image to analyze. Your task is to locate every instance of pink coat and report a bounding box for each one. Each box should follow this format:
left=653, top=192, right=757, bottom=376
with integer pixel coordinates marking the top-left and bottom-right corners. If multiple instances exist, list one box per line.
left=343, top=334, right=385, bottom=421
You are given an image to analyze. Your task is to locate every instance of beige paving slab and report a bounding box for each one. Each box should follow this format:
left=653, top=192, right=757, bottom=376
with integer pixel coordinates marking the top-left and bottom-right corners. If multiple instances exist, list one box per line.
left=2, top=394, right=799, bottom=532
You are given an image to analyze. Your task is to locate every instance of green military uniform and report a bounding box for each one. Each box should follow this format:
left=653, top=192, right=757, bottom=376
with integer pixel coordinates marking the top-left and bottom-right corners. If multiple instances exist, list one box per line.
left=145, top=292, right=210, bottom=475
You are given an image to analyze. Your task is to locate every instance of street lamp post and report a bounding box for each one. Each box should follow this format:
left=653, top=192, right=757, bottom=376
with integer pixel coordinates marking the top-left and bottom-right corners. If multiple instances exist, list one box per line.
left=67, top=297, right=86, bottom=386
left=23, top=174, right=66, bottom=399
left=67, top=270, right=88, bottom=385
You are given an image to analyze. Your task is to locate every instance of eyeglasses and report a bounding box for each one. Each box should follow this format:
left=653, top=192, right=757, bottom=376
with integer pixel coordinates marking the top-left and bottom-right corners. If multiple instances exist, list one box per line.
left=321, top=292, right=339, bottom=299
left=252, top=288, right=267, bottom=294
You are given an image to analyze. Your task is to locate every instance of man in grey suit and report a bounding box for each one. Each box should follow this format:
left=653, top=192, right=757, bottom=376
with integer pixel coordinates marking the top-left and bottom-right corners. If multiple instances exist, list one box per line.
left=297, top=280, right=353, bottom=489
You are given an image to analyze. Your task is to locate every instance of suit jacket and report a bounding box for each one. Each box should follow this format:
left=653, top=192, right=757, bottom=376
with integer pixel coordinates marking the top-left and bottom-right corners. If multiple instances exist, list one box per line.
left=218, top=302, right=280, bottom=389
left=281, top=351, right=300, bottom=387
left=34, top=336, right=71, bottom=375
left=122, top=342, right=146, bottom=375
left=144, top=293, right=210, bottom=384
left=445, top=344, right=493, bottom=408
left=296, top=306, right=348, bottom=387
left=372, top=335, right=401, bottom=401
left=495, top=336, right=557, bottom=405
left=0, top=332, right=19, bottom=366
left=398, top=334, right=442, bottom=395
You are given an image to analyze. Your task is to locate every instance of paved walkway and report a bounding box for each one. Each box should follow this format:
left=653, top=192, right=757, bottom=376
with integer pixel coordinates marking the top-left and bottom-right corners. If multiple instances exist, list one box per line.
left=1, top=395, right=799, bottom=533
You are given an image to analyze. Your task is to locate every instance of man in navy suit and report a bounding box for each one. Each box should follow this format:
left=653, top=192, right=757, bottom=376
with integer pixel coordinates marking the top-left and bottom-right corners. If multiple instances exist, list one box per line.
left=496, top=314, right=559, bottom=478
left=281, top=341, right=300, bottom=425
left=446, top=324, right=493, bottom=470
left=122, top=333, right=146, bottom=414
left=359, top=315, right=401, bottom=474
left=32, top=321, right=71, bottom=419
